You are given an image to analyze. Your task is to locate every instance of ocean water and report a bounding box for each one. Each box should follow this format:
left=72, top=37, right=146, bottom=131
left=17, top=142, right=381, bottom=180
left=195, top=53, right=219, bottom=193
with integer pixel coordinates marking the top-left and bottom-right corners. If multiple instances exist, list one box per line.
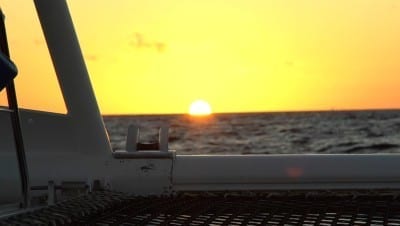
left=103, top=110, right=400, bottom=155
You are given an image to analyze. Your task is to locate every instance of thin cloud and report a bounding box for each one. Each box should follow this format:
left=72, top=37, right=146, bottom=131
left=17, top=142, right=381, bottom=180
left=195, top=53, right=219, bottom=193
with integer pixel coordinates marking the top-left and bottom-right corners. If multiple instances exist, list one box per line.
left=33, top=39, right=44, bottom=46
left=85, top=54, right=98, bottom=61
left=130, top=32, right=166, bottom=53
left=285, top=60, right=294, bottom=67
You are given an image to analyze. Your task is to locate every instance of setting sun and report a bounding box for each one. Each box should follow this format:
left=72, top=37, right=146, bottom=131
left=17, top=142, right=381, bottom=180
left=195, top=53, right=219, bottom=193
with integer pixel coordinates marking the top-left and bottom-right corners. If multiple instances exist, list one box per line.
left=189, top=100, right=212, bottom=116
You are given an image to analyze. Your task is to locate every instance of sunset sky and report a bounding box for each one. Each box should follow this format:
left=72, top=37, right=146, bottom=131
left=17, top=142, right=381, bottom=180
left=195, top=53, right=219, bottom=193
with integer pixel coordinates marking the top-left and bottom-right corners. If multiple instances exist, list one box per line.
left=0, top=0, right=399, bottom=114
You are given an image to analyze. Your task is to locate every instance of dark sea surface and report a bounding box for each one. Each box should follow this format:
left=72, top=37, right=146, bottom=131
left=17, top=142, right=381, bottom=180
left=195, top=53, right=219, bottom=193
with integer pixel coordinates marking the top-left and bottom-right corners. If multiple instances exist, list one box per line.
left=103, top=110, right=400, bottom=155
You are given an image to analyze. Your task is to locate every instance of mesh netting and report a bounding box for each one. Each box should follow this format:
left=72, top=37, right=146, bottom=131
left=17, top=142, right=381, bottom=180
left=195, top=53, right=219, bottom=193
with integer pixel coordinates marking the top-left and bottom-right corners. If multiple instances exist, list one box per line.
left=1, top=191, right=400, bottom=225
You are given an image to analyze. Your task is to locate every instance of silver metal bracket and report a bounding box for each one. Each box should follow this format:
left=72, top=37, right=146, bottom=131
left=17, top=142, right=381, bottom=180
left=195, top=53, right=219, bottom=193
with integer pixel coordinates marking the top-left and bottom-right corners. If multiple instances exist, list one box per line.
left=113, top=124, right=175, bottom=159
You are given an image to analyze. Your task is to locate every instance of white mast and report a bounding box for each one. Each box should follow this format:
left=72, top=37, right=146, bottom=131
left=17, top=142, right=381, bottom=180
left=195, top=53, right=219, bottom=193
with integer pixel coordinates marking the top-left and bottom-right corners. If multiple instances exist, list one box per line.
left=33, top=0, right=112, bottom=155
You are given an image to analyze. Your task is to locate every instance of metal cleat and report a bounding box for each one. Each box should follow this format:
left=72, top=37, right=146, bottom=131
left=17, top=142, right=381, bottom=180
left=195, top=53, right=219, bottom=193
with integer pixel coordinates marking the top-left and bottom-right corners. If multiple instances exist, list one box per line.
left=113, top=124, right=174, bottom=159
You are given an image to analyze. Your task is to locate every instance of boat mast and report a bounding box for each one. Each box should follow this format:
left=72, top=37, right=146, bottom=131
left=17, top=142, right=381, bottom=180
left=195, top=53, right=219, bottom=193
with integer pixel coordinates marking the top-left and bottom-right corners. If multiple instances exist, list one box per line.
left=33, top=0, right=112, bottom=154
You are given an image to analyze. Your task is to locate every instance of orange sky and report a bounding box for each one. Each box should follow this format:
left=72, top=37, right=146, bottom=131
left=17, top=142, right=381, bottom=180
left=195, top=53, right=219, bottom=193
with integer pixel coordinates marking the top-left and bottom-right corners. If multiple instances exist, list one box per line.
left=0, top=0, right=399, bottom=114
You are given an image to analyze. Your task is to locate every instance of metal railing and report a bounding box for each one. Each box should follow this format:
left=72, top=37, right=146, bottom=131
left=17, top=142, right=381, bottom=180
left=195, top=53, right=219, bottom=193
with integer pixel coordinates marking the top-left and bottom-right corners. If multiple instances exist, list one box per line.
left=0, top=9, right=30, bottom=208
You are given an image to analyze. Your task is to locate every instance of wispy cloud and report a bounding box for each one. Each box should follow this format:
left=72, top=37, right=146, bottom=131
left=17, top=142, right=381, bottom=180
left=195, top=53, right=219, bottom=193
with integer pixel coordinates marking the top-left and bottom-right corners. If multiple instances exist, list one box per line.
left=85, top=54, right=98, bottom=61
left=33, top=38, right=44, bottom=46
left=130, top=32, right=166, bottom=53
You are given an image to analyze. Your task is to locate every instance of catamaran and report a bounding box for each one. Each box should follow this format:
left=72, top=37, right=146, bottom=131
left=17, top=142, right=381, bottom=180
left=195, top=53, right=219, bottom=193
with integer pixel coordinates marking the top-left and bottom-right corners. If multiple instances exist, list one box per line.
left=1, top=0, right=400, bottom=225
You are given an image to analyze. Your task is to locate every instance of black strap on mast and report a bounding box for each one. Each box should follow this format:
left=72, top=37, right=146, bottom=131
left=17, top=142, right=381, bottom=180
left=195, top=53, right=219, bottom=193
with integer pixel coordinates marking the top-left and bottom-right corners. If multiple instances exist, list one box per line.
left=0, top=9, right=30, bottom=208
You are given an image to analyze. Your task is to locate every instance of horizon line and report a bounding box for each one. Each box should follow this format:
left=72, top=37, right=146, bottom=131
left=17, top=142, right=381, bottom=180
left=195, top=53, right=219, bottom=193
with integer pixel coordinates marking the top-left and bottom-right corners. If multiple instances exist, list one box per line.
left=102, top=107, right=400, bottom=117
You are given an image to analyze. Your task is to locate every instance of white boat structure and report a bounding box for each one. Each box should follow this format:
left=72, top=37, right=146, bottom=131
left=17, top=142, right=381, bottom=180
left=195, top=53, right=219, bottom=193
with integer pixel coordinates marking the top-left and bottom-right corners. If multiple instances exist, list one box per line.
left=1, top=1, right=400, bottom=225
